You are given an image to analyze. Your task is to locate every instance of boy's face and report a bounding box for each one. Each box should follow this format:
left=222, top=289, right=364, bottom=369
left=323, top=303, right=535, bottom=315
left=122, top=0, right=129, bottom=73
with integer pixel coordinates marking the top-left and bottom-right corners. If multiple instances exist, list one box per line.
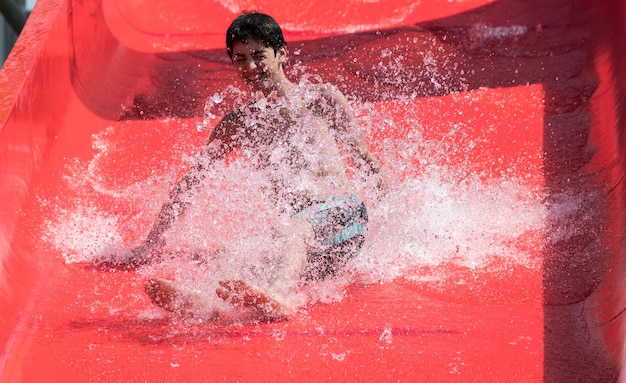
left=231, top=39, right=287, bottom=94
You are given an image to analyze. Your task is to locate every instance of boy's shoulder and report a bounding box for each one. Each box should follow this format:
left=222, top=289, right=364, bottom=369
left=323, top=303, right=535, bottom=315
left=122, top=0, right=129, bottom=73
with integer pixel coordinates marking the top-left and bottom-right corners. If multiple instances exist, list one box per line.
left=303, top=81, right=341, bottom=98
left=300, top=81, right=348, bottom=110
left=213, top=107, right=248, bottom=138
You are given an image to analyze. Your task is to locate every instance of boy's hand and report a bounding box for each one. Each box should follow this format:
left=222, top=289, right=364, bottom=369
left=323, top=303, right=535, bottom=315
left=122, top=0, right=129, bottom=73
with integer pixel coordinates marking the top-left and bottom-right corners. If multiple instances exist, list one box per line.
left=93, top=236, right=165, bottom=271
left=367, top=168, right=390, bottom=203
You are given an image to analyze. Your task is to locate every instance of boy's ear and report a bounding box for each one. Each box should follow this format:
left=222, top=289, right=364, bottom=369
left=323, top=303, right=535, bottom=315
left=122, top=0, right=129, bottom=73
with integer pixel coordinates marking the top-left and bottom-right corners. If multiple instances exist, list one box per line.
left=277, top=46, right=287, bottom=63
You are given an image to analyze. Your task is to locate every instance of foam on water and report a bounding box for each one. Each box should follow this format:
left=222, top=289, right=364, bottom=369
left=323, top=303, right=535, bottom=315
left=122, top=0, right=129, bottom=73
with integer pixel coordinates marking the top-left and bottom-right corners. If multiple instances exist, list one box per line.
left=42, top=205, right=126, bottom=264
left=355, top=171, right=544, bottom=283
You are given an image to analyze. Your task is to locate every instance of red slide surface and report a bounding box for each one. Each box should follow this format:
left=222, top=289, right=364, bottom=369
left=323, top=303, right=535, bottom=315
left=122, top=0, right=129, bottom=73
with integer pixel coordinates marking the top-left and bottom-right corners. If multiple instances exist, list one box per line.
left=0, top=0, right=624, bottom=381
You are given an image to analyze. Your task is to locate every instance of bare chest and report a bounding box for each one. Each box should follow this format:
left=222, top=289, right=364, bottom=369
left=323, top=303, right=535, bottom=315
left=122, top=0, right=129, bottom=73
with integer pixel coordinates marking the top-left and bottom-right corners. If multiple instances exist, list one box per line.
left=240, top=106, right=336, bottom=159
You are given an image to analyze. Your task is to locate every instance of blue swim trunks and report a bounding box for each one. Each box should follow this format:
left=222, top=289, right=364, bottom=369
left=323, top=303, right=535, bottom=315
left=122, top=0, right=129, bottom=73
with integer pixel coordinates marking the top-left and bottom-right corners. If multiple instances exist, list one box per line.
left=294, top=195, right=368, bottom=280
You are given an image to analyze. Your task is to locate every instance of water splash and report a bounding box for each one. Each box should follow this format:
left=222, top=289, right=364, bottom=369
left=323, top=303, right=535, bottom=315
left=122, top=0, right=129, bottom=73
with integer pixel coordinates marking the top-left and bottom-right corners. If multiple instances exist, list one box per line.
left=42, top=205, right=127, bottom=264
left=41, top=82, right=549, bottom=316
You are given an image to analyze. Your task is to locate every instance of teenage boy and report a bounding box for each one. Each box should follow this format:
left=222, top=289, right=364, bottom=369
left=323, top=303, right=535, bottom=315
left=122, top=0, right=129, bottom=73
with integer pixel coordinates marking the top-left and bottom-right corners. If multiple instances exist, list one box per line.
left=107, top=12, right=385, bottom=321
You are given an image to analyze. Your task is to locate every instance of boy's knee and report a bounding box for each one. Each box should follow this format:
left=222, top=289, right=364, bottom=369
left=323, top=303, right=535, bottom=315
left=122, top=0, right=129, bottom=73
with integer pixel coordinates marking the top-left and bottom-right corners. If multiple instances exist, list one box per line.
left=273, top=217, right=314, bottom=244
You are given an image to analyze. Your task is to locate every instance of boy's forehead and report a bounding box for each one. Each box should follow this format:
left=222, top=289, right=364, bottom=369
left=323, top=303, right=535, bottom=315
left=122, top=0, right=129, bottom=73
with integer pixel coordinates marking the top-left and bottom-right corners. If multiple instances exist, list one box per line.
left=232, top=39, right=271, bottom=54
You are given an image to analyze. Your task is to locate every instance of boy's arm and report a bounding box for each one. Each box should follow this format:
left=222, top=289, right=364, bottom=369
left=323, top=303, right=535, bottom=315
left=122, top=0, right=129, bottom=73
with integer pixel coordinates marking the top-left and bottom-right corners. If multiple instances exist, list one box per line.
left=129, top=114, right=238, bottom=262
left=324, top=87, right=387, bottom=195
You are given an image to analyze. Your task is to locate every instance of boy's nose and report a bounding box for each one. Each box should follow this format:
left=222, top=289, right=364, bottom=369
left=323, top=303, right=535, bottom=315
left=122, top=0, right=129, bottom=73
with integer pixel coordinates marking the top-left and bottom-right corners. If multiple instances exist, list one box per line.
left=244, top=59, right=257, bottom=71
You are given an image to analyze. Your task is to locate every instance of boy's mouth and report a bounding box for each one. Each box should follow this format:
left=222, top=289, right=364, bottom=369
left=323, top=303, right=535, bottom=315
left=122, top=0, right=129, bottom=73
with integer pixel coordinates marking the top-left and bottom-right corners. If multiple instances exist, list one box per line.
left=243, top=72, right=268, bottom=88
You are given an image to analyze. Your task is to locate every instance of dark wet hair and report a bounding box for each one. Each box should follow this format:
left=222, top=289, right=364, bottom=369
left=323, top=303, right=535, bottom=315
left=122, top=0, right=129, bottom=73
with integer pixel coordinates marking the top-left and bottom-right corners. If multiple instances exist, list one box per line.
left=226, top=12, right=286, bottom=58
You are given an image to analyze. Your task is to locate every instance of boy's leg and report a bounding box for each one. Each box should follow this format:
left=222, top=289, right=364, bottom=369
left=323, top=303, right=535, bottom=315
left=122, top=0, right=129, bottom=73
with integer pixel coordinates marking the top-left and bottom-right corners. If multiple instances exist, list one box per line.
left=216, top=279, right=294, bottom=321
left=144, top=277, right=225, bottom=319
left=303, top=235, right=365, bottom=281
left=144, top=217, right=311, bottom=321
left=215, top=217, right=312, bottom=320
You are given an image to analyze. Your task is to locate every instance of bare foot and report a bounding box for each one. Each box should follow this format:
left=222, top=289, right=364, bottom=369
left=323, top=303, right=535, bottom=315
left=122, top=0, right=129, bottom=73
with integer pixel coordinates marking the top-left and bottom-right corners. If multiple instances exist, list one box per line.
left=216, top=279, right=293, bottom=322
left=145, top=278, right=222, bottom=319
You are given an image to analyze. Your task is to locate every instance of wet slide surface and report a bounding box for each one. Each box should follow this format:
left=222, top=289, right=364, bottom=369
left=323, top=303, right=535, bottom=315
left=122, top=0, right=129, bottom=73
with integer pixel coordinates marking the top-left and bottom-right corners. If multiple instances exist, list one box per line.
left=1, top=0, right=624, bottom=382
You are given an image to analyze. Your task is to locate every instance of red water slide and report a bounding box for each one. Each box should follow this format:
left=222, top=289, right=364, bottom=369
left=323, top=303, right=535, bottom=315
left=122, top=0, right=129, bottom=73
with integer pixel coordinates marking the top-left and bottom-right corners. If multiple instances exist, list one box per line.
left=0, top=0, right=624, bottom=381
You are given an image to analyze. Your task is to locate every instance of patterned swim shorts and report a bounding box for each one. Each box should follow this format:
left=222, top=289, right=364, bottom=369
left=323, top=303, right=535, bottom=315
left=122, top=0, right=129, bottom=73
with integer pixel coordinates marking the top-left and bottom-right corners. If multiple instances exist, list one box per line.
left=295, top=195, right=368, bottom=280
